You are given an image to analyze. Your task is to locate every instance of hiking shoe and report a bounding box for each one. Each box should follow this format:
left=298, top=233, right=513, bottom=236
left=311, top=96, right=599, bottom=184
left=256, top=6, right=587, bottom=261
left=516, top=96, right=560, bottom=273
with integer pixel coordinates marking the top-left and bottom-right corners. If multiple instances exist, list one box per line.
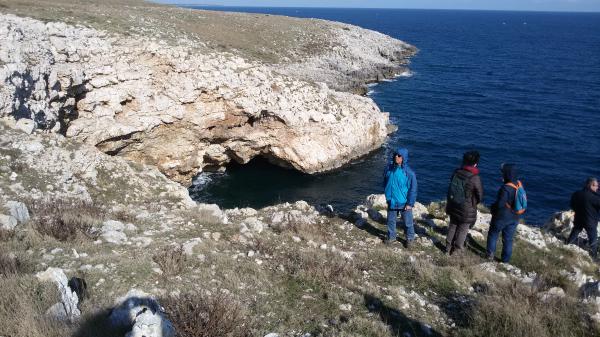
left=405, top=240, right=414, bottom=249
left=383, top=239, right=394, bottom=246
left=486, top=254, right=494, bottom=262
left=444, top=245, right=452, bottom=256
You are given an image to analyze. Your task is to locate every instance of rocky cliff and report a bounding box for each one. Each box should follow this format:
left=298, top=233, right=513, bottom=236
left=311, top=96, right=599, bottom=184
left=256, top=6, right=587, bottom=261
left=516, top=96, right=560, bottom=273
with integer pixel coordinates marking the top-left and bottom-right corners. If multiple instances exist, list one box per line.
left=0, top=1, right=415, bottom=185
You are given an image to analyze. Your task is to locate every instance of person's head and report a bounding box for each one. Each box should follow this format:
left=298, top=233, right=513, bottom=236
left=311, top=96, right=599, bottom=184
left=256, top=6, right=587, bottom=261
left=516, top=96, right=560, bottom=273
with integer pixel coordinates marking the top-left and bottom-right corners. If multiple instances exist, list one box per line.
left=500, top=163, right=517, bottom=183
left=394, top=153, right=403, bottom=165
left=393, top=148, right=409, bottom=166
left=462, top=150, right=480, bottom=167
left=585, top=177, right=598, bottom=192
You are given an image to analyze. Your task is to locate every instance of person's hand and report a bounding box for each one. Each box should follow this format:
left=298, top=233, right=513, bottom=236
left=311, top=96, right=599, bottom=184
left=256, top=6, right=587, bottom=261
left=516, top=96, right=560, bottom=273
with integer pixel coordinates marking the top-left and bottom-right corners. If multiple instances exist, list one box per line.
left=405, top=205, right=413, bottom=211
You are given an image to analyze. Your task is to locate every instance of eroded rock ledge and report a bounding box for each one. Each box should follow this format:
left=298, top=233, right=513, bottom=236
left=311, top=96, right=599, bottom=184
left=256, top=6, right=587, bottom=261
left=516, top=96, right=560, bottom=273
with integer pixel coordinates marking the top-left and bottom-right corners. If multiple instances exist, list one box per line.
left=0, top=8, right=415, bottom=185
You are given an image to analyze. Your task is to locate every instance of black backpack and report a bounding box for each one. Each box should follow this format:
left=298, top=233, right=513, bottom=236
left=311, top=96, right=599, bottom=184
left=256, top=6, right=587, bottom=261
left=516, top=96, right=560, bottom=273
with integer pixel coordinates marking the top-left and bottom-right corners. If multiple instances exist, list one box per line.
left=447, top=171, right=472, bottom=206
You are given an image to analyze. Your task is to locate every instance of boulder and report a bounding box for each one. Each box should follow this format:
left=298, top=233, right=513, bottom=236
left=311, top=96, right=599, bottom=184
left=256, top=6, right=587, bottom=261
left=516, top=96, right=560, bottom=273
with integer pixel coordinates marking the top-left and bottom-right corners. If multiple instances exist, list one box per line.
left=5, top=200, right=30, bottom=223
left=365, top=194, right=387, bottom=210
left=0, top=214, right=17, bottom=230
left=36, top=267, right=81, bottom=322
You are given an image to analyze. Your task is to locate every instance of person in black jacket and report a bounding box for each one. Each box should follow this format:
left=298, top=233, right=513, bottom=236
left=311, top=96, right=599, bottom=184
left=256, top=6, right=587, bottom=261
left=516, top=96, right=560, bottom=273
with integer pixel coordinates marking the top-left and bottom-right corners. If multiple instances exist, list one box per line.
left=567, top=177, right=600, bottom=258
left=486, top=163, right=522, bottom=263
left=445, top=151, right=484, bottom=255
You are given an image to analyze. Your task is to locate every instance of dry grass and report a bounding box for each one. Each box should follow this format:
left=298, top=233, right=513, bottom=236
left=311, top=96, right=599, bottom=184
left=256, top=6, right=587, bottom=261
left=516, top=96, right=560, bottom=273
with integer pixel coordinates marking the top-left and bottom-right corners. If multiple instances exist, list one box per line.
left=282, top=248, right=358, bottom=285
left=28, top=198, right=105, bottom=242
left=152, top=245, right=187, bottom=276
left=0, top=228, right=14, bottom=241
left=0, top=0, right=334, bottom=64
left=162, top=291, right=254, bottom=337
left=0, top=248, right=32, bottom=276
left=458, top=281, right=598, bottom=337
left=0, top=275, right=70, bottom=337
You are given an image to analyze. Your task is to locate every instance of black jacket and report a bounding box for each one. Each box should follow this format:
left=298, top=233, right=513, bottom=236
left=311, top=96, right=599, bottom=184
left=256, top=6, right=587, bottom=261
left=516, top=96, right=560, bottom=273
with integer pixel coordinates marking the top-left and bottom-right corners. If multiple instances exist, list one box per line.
left=491, top=164, right=521, bottom=225
left=446, top=167, right=483, bottom=225
left=570, top=188, right=600, bottom=228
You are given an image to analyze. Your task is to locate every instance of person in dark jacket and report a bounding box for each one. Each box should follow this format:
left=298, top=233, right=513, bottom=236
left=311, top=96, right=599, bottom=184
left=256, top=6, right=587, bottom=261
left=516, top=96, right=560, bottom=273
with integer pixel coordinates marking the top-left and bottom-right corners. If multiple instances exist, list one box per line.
left=566, top=177, right=600, bottom=258
left=486, top=163, right=522, bottom=263
left=445, top=151, right=484, bottom=255
left=383, top=148, right=418, bottom=247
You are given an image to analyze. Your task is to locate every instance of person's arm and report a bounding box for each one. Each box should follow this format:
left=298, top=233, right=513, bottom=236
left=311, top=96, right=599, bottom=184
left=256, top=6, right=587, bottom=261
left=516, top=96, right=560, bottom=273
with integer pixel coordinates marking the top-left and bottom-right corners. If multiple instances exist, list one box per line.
left=407, top=169, right=418, bottom=208
left=383, top=164, right=391, bottom=189
left=491, top=185, right=509, bottom=214
left=472, top=175, right=484, bottom=205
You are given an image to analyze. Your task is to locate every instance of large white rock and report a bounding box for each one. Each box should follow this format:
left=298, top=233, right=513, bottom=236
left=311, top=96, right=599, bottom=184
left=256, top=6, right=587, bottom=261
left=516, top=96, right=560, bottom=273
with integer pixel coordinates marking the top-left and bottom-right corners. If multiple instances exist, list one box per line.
left=36, top=267, right=81, bottom=322
left=5, top=200, right=30, bottom=223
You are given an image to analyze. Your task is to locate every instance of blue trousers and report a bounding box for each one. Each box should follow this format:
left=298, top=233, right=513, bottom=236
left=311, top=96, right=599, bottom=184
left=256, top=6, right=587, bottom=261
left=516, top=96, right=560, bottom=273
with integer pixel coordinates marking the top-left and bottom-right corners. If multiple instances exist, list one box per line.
left=386, top=208, right=415, bottom=241
left=486, top=221, right=518, bottom=263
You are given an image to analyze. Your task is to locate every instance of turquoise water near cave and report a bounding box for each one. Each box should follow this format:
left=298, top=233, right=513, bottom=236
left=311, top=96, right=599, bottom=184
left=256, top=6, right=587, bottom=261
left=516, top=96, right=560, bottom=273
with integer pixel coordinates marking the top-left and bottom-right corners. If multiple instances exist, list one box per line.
left=187, top=8, right=600, bottom=225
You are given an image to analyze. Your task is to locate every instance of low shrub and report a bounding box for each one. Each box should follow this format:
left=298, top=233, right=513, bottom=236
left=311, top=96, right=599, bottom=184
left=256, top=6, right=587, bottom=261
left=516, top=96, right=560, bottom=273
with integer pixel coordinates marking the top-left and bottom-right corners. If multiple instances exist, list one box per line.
left=162, top=291, right=253, bottom=337
left=458, top=281, right=598, bottom=337
left=0, top=275, right=69, bottom=337
left=152, top=246, right=186, bottom=276
left=283, top=248, right=358, bottom=285
left=0, top=248, right=32, bottom=276
left=29, top=198, right=105, bottom=241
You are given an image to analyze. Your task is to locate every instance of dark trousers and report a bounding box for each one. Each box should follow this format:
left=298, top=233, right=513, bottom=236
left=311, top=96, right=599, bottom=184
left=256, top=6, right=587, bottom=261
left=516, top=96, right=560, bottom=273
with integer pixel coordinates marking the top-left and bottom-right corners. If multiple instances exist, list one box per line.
left=567, top=222, right=598, bottom=258
left=446, top=222, right=470, bottom=252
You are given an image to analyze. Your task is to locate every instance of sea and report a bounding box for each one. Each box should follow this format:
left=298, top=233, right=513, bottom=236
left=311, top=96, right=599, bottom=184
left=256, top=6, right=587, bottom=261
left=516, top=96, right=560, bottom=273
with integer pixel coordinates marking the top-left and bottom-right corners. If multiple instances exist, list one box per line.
left=184, top=7, right=600, bottom=225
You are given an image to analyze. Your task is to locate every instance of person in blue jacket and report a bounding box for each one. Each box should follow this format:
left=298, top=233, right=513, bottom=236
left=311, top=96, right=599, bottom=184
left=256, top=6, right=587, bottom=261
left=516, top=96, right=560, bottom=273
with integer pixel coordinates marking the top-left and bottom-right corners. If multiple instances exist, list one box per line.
left=486, top=163, right=522, bottom=262
left=383, top=148, right=418, bottom=247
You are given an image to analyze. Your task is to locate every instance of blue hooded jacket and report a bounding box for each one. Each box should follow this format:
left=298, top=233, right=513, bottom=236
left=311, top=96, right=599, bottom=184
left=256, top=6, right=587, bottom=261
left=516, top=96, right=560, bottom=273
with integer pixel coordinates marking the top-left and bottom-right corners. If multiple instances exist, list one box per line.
left=383, top=148, right=418, bottom=209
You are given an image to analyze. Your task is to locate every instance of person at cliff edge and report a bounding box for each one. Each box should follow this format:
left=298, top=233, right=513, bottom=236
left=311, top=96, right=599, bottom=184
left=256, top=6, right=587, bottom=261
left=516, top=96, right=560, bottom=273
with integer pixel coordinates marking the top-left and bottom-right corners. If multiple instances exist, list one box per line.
left=445, top=151, right=484, bottom=256
left=566, top=177, right=600, bottom=259
left=486, top=163, right=527, bottom=263
left=383, top=148, right=418, bottom=248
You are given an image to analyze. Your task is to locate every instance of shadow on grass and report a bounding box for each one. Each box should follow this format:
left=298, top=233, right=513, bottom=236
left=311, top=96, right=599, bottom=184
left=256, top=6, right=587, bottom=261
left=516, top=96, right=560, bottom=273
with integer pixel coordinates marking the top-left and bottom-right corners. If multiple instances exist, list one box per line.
left=72, top=308, right=128, bottom=337
left=363, top=293, right=443, bottom=337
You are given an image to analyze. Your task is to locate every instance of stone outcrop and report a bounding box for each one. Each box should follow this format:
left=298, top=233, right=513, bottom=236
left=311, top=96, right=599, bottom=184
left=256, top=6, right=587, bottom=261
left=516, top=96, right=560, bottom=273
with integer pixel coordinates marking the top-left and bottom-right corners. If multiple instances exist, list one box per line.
left=0, top=13, right=414, bottom=185
left=36, top=267, right=81, bottom=322
left=0, top=121, right=194, bottom=208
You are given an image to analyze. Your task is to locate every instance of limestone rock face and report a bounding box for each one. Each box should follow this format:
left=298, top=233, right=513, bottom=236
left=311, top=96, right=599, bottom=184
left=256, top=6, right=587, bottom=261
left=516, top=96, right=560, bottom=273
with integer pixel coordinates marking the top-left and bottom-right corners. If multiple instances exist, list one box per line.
left=0, top=14, right=413, bottom=185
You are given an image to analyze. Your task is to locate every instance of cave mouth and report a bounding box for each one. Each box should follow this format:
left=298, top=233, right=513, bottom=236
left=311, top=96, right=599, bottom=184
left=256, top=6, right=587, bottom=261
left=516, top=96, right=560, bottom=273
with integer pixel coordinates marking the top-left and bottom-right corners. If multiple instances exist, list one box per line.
left=188, top=156, right=319, bottom=210
left=188, top=150, right=386, bottom=213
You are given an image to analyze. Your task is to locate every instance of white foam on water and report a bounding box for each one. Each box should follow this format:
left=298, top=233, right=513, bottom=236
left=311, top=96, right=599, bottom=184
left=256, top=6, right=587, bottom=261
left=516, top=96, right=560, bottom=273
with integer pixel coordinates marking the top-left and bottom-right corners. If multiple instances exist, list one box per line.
left=396, top=70, right=414, bottom=78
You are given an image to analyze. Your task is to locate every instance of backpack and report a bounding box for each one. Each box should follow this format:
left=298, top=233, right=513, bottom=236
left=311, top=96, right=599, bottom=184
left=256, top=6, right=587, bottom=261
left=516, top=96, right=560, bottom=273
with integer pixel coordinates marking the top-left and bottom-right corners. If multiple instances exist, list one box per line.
left=505, top=181, right=527, bottom=214
left=447, top=171, right=471, bottom=205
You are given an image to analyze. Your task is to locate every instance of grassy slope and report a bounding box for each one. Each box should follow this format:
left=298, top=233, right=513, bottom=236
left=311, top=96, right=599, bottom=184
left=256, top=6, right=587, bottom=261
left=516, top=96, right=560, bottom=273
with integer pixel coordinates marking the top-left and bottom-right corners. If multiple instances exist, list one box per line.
left=0, top=0, right=334, bottom=64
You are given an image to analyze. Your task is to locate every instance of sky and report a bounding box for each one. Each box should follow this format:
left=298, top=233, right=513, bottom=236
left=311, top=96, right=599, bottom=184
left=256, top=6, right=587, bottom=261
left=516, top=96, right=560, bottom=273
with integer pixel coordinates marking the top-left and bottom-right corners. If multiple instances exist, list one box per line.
left=156, top=0, right=600, bottom=12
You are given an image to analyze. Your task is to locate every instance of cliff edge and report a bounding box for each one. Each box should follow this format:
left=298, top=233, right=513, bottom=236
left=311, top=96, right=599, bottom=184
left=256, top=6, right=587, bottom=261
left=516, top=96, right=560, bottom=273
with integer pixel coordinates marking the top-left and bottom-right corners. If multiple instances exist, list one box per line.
left=0, top=0, right=416, bottom=185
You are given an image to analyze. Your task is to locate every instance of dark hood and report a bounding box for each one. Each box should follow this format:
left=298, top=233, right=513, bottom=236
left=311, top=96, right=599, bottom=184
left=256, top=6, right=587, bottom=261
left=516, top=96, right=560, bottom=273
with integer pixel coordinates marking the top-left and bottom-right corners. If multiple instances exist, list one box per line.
left=501, top=163, right=517, bottom=183
left=393, top=148, right=409, bottom=167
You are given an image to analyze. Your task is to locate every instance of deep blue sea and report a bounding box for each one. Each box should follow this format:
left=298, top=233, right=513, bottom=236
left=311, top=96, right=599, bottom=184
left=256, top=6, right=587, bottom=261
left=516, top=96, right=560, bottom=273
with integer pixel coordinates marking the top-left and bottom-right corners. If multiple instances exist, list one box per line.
left=185, top=7, right=600, bottom=225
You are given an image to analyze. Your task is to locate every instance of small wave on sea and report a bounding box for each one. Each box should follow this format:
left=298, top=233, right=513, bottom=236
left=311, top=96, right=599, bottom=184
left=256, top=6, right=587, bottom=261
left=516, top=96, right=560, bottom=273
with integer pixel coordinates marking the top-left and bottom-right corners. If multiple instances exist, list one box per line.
left=395, top=70, right=414, bottom=78
left=189, top=172, right=223, bottom=194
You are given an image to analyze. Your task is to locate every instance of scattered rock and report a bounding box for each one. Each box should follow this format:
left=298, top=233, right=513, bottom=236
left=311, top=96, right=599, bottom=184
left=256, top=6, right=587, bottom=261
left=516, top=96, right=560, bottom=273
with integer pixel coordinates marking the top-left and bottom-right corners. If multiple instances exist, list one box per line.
left=5, top=200, right=30, bottom=223
left=0, top=214, right=18, bottom=230
left=36, top=267, right=81, bottom=322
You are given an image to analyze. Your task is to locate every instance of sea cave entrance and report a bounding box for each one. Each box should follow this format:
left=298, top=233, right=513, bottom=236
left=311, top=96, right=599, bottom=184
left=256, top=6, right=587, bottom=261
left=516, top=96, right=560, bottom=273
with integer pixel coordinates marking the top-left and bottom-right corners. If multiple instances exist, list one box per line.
left=188, top=151, right=386, bottom=212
